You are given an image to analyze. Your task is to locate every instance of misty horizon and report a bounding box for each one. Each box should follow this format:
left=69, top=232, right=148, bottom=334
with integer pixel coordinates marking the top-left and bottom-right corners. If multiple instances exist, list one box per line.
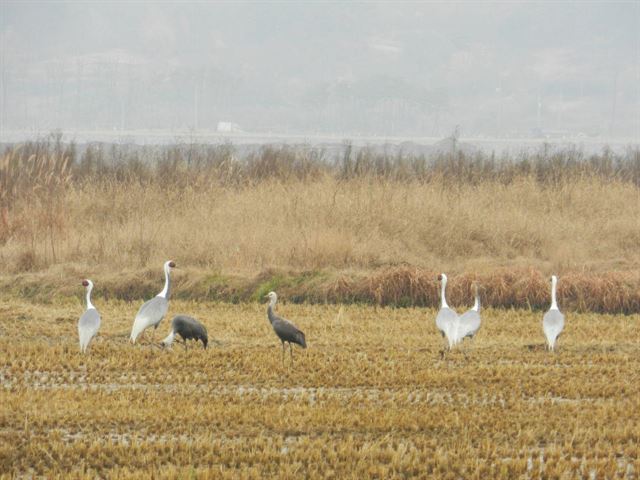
left=1, top=1, right=639, bottom=141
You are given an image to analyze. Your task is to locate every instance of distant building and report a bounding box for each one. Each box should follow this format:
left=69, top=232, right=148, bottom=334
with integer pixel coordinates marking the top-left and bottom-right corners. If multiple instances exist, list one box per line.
left=217, top=121, right=242, bottom=133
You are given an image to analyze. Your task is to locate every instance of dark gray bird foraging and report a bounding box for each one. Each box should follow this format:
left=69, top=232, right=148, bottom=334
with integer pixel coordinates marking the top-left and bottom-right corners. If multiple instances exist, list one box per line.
left=265, top=291, right=306, bottom=365
left=161, top=315, right=208, bottom=350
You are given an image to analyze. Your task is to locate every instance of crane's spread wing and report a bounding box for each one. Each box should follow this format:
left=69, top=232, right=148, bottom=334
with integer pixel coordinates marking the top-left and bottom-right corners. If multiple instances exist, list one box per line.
left=272, top=317, right=306, bottom=348
left=78, top=308, right=100, bottom=350
left=435, top=307, right=458, bottom=343
left=543, top=309, right=565, bottom=345
left=458, top=310, right=481, bottom=341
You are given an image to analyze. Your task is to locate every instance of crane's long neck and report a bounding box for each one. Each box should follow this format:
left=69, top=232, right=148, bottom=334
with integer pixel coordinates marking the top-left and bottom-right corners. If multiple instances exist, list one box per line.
left=267, top=298, right=277, bottom=324
left=472, top=288, right=480, bottom=312
left=440, top=278, right=449, bottom=309
left=158, top=265, right=171, bottom=299
left=550, top=277, right=558, bottom=310
left=86, top=285, right=95, bottom=310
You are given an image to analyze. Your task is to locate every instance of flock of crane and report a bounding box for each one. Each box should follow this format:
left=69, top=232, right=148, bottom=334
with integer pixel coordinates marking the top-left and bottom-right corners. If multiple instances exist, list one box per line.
left=434, top=273, right=565, bottom=355
left=77, top=260, right=565, bottom=362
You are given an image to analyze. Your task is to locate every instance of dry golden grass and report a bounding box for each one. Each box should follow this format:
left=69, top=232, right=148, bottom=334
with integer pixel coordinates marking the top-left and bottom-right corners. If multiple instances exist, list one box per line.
left=1, top=297, right=639, bottom=478
left=1, top=164, right=638, bottom=311
left=4, top=174, right=638, bottom=274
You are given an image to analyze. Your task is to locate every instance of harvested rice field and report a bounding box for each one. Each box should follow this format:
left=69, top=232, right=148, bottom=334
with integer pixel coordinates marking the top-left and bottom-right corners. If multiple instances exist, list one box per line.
left=1, top=299, right=639, bottom=478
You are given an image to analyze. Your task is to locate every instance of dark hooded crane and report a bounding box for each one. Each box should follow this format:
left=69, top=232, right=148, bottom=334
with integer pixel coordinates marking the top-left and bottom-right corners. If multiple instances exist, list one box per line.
left=161, top=315, right=208, bottom=349
left=78, top=279, right=100, bottom=353
left=130, top=260, right=175, bottom=344
left=265, top=291, right=306, bottom=365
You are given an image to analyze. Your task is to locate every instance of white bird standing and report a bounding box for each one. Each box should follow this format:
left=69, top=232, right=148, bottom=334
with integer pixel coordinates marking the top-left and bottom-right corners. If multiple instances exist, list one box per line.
left=130, top=260, right=175, bottom=344
left=543, top=275, right=565, bottom=351
left=435, top=273, right=459, bottom=352
left=456, top=283, right=481, bottom=345
left=78, top=279, right=100, bottom=354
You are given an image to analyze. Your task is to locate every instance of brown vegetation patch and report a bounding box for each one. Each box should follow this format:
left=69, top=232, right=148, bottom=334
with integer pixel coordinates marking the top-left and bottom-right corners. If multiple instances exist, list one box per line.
left=1, top=266, right=639, bottom=313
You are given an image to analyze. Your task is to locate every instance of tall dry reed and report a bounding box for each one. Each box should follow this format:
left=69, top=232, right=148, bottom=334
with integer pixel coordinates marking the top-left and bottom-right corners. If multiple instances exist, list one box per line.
left=0, top=140, right=638, bottom=310
left=1, top=170, right=637, bottom=274
left=0, top=146, right=72, bottom=267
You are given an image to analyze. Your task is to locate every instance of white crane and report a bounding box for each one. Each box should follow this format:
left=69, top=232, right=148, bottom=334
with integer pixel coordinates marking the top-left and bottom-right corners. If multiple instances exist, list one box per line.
left=543, top=275, right=565, bottom=351
left=435, top=274, right=459, bottom=353
left=78, top=279, right=100, bottom=353
left=130, top=260, right=175, bottom=344
left=456, top=283, right=481, bottom=345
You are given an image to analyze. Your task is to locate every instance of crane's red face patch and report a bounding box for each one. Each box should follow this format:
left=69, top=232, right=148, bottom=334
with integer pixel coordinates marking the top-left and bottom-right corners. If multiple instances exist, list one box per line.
left=437, top=274, right=443, bottom=281
left=169, top=261, right=176, bottom=268
left=82, top=280, right=89, bottom=287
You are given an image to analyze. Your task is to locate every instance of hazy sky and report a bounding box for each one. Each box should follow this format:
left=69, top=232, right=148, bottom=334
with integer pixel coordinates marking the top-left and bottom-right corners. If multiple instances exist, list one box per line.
left=1, top=1, right=639, bottom=138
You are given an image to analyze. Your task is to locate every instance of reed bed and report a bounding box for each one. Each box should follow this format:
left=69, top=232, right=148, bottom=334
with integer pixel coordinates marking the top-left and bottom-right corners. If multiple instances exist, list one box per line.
left=1, top=299, right=639, bottom=478
left=0, top=140, right=638, bottom=312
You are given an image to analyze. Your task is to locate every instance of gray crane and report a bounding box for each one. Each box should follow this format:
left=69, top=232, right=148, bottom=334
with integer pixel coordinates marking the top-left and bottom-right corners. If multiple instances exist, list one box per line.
left=130, top=260, right=175, bottom=344
left=265, top=291, right=306, bottom=365
left=543, top=275, right=565, bottom=351
left=161, top=315, right=208, bottom=350
left=78, top=279, right=100, bottom=353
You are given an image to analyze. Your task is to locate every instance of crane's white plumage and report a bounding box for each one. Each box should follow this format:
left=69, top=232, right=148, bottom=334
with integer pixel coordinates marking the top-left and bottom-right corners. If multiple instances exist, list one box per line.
left=435, top=274, right=459, bottom=349
left=130, top=260, right=175, bottom=343
left=543, top=275, right=565, bottom=351
left=161, top=330, right=176, bottom=347
left=456, top=284, right=481, bottom=344
left=78, top=279, right=100, bottom=353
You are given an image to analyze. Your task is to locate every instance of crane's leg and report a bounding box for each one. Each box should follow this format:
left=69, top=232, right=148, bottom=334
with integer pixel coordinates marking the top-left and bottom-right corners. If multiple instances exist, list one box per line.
left=441, top=338, right=452, bottom=359
left=439, top=338, right=448, bottom=359
left=289, top=343, right=294, bottom=364
left=281, top=341, right=285, bottom=367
